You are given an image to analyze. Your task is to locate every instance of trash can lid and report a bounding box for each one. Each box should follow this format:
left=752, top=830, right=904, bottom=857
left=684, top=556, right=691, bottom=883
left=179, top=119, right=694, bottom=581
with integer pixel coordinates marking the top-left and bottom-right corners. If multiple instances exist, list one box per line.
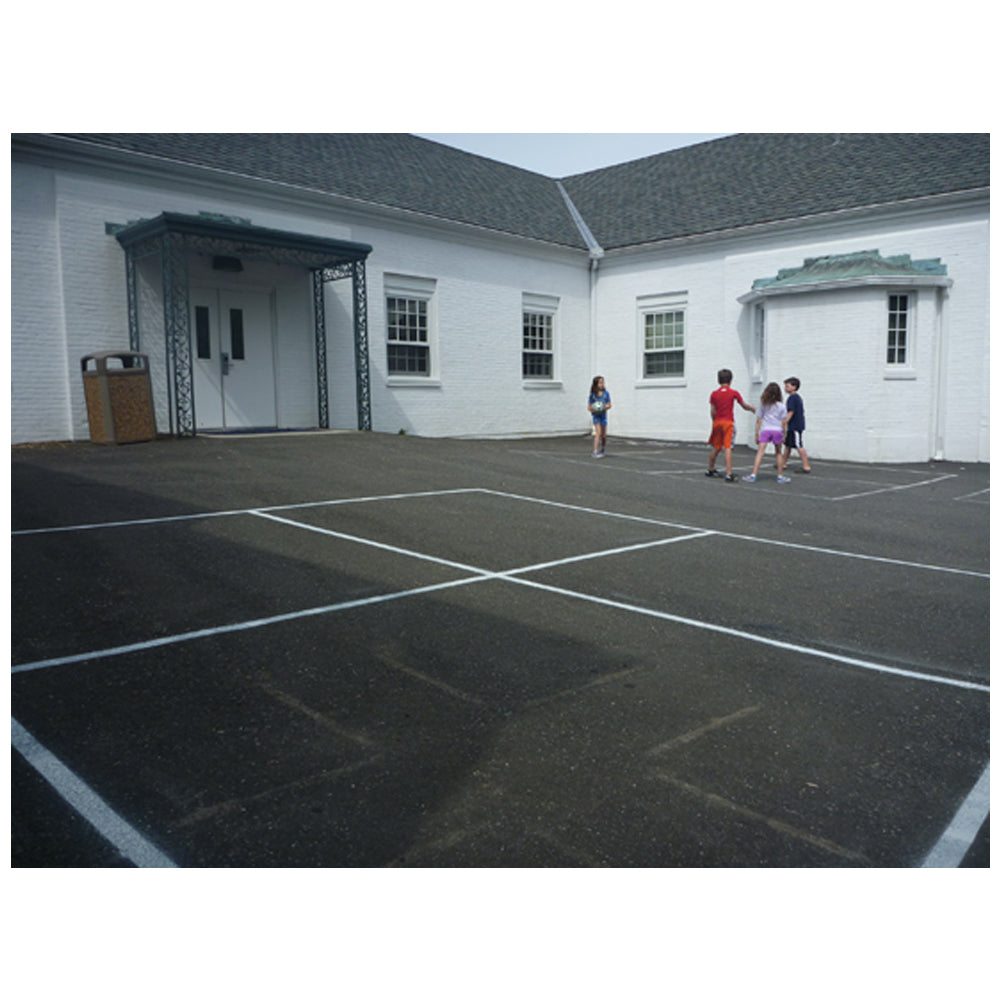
left=82, top=351, right=149, bottom=371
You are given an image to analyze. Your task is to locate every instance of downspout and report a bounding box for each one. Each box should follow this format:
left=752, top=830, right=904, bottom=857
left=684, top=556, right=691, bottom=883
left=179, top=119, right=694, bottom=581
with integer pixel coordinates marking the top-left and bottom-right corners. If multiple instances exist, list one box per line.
left=589, top=251, right=602, bottom=371
left=556, top=182, right=604, bottom=376
left=931, top=285, right=949, bottom=461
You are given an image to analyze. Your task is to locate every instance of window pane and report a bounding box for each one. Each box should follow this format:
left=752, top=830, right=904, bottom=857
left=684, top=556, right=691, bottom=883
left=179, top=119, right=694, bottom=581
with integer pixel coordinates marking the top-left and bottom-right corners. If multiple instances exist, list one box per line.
left=645, top=310, right=683, bottom=350
left=644, top=351, right=684, bottom=377
left=387, top=296, right=428, bottom=346
left=643, top=307, right=685, bottom=377
left=195, top=306, right=211, bottom=359
left=887, top=294, right=909, bottom=365
left=229, top=309, right=245, bottom=360
left=522, top=311, right=553, bottom=379
left=523, top=312, right=552, bottom=351
left=522, top=352, right=553, bottom=378
left=388, top=343, right=429, bottom=374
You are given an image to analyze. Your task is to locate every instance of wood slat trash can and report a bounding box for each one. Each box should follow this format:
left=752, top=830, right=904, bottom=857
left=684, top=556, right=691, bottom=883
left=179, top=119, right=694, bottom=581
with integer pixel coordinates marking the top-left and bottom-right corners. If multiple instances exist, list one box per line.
left=82, top=351, right=157, bottom=444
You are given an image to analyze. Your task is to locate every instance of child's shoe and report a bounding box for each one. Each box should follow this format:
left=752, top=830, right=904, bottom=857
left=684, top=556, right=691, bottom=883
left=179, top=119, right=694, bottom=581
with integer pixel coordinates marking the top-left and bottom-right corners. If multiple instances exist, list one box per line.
left=777, top=475, right=791, bottom=483
left=725, top=474, right=738, bottom=482
left=741, top=474, right=756, bottom=482
left=705, top=469, right=720, bottom=477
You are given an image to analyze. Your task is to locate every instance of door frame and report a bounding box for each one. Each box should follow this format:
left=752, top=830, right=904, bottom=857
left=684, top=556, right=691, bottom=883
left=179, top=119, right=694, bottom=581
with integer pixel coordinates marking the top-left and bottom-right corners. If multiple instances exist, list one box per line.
left=115, top=212, right=372, bottom=436
left=191, top=284, right=278, bottom=431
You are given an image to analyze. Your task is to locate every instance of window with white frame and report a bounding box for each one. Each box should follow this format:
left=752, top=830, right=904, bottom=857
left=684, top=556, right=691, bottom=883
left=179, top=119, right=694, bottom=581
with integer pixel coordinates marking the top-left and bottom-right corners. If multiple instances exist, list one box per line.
left=887, top=293, right=910, bottom=366
left=639, top=293, right=686, bottom=379
left=751, top=304, right=766, bottom=381
left=385, top=275, right=436, bottom=377
left=522, top=294, right=558, bottom=380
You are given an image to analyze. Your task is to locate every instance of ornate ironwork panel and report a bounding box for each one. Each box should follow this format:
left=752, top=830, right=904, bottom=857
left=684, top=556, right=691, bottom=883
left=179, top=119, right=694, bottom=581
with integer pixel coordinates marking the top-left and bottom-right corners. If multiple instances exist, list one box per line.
left=312, top=269, right=329, bottom=429
left=352, top=260, right=371, bottom=431
left=125, top=249, right=139, bottom=352
left=317, top=260, right=371, bottom=432
left=321, top=263, right=355, bottom=283
left=162, top=233, right=195, bottom=436
left=115, top=213, right=371, bottom=437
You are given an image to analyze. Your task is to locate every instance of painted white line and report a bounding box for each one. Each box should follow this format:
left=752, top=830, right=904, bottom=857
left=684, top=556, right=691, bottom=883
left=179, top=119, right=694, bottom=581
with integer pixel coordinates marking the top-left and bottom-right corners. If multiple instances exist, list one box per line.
left=11, top=489, right=987, bottom=692
left=10, top=519, right=710, bottom=675
left=249, top=509, right=488, bottom=574
left=480, top=487, right=728, bottom=532
left=12, top=509, right=245, bottom=535
left=479, top=489, right=988, bottom=578
left=11, top=488, right=483, bottom=537
left=830, top=475, right=957, bottom=502
left=646, top=469, right=723, bottom=477
left=499, top=531, right=716, bottom=576
left=14, top=485, right=985, bottom=578
left=920, top=763, right=990, bottom=867
left=217, top=492, right=996, bottom=696
left=11, top=718, right=176, bottom=867
left=11, top=576, right=490, bottom=674
left=817, top=461, right=957, bottom=476
left=258, top=487, right=482, bottom=512
left=711, top=532, right=989, bottom=578
left=505, top=576, right=990, bottom=694
left=952, top=488, right=990, bottom=502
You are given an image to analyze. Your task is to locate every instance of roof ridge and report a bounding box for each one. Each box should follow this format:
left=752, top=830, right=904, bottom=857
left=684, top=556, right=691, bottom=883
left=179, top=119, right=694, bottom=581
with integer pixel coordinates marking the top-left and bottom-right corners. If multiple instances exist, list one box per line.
left=29, top=133, right=990, bottom=253
left=555, top=181, right=603, bottom=258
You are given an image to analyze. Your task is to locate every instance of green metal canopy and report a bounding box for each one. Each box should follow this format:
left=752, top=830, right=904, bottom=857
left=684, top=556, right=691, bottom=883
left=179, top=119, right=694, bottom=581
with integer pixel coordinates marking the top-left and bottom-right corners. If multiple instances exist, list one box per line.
left=112, top=212, right=373, bottom=436
left=113, top=211, right=372, bottom=268
left=740, top=249, right=952, bottom=304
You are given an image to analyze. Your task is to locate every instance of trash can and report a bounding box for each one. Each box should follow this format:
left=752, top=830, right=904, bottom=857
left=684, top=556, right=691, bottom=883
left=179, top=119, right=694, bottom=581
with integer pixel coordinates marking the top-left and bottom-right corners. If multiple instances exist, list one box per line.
left=81, top=351, right=157, bottom=444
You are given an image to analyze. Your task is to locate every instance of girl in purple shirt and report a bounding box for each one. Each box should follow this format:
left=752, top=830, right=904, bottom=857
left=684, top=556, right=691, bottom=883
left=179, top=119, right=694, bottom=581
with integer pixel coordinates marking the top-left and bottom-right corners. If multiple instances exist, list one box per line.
left=743, top=382, right=790, bottom=483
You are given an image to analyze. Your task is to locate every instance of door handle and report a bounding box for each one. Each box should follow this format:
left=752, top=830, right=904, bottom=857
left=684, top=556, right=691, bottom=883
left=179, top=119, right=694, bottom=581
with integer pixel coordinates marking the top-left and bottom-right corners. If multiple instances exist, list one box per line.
left=221, top=352, right=230, bottom=376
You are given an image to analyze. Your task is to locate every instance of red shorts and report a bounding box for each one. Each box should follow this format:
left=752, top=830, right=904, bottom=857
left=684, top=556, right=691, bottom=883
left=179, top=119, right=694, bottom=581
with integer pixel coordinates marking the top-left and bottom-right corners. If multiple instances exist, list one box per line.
left=708, top=420, right=734, bottom=450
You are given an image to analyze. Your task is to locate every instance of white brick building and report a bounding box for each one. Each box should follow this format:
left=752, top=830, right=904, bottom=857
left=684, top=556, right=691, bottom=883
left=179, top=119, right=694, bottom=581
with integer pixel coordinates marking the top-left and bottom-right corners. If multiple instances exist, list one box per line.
left=10, top=133, right=989, bottom=462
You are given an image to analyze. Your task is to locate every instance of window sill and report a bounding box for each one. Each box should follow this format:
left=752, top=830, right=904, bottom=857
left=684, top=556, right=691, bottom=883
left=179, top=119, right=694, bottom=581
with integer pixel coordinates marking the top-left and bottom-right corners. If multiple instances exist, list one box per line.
left=386, top=376, right=442, bottom=388
left=635, top=379, right=688, bottom=389
left=522, top=379, right=563, bottom=389
left=882, top=369, right=917, bottom=381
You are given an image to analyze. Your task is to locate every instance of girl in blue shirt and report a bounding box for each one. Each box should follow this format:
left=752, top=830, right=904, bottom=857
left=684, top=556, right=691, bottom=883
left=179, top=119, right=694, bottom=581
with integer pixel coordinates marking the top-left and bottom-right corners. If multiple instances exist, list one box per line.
left=588, top=375, right=612, bottom=458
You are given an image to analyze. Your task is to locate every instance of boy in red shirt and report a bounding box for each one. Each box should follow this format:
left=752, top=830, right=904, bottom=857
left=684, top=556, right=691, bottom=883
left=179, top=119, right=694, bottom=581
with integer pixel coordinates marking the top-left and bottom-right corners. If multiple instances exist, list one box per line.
left=706, top=368, right=755, bottom=481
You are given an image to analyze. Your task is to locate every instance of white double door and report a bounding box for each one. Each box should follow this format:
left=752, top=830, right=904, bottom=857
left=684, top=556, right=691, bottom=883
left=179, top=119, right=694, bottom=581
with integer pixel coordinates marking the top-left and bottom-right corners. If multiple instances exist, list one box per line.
left=191, top=287, right=277, bottom=430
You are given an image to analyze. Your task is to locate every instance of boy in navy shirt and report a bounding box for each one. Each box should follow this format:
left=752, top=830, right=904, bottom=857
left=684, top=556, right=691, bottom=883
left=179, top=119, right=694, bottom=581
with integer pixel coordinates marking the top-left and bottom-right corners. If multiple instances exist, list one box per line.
left=782, top=377, right=813, bottom=473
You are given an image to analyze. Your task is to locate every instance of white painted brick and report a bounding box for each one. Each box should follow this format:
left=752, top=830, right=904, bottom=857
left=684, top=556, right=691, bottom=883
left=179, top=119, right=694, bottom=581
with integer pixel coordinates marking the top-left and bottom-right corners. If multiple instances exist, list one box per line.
left=10, top=152, right=989, bottom=463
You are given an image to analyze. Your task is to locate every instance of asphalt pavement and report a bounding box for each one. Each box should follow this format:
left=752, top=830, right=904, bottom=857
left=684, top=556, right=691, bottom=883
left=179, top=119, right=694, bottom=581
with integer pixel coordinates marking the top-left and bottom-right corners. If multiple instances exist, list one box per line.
left=11, top=431, right=990, bottom=866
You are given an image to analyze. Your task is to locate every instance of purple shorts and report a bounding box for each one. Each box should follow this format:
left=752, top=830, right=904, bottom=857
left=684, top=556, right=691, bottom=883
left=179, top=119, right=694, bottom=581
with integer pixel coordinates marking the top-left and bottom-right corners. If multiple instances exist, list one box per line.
left=759, top=428, right=784, bottom=445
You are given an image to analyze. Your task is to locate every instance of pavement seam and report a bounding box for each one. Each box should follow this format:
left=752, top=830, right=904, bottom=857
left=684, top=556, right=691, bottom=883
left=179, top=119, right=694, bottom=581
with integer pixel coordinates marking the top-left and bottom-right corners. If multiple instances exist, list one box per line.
left=647, top=705, right=763, bottom=755
left=652, top=771, right=876, bottom=865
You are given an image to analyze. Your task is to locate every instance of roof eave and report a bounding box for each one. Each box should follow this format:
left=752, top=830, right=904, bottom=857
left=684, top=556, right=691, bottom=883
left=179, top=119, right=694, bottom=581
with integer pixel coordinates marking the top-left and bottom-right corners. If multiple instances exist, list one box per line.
left=738, top=272, right=953, bottom=305
left=601, top=187, right=990, bottom=260
left=14, top=133, right=589, bottom=256
left=113, top=211, right=373, bottom=265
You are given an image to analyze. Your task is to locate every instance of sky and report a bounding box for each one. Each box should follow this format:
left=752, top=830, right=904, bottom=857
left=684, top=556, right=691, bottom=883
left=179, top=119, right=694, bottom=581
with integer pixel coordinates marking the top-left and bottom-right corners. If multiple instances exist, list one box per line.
left=413, top=133, right=733, bottom=177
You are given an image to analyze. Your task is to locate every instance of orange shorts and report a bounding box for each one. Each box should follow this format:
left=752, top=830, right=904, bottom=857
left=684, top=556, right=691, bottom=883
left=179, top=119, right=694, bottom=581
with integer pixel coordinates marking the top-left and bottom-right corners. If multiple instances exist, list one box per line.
left=708, top=420, right=734, bottom=450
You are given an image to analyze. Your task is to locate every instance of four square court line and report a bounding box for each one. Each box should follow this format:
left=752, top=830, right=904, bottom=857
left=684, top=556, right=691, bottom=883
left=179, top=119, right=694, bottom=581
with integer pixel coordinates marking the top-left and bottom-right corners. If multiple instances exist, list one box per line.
left=12, top=484, right=990, bottom=867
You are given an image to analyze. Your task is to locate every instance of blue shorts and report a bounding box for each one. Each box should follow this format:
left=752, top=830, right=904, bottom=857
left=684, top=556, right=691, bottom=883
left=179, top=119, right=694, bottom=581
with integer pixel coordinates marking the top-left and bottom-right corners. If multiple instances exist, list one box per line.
left=592, top=414, right=608, bottom=427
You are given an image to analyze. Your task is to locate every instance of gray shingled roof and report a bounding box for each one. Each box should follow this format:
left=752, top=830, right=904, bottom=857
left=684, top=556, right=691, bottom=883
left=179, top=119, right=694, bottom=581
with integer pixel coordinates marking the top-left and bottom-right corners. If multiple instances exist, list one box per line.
left=560, top=133, right=989, bottom=250
left=59, top=132, right=588, bottom=249
left=56, top=132, right=989, bottom=252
